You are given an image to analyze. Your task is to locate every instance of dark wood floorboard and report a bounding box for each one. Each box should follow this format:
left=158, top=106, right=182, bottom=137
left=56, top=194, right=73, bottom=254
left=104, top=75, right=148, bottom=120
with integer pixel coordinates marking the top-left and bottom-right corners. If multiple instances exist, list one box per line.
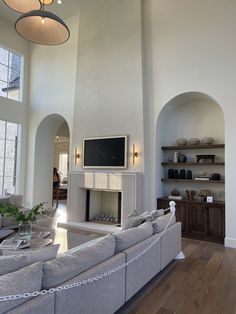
left=116, top=238, right=236, bottom=314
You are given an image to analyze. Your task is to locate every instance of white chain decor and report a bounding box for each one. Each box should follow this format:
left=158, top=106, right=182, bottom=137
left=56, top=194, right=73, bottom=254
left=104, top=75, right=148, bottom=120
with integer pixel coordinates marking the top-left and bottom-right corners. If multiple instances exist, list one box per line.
left=0, top=205, right=176, bottom=302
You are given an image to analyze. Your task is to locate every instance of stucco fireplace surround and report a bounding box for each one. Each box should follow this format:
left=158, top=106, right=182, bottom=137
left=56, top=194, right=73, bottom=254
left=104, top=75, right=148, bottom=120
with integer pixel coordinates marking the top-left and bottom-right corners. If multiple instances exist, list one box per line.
left=63, top=171, right=140, bottom=232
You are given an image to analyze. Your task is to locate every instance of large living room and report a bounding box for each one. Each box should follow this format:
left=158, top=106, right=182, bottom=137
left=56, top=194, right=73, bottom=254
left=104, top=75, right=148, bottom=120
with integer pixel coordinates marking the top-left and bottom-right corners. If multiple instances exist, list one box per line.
left=0, top=0, right=236, bottom=313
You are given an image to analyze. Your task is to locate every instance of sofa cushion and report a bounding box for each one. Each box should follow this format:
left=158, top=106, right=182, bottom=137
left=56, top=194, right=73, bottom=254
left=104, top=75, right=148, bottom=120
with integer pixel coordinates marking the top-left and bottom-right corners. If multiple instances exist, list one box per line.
left=123, top=216, right=145, bottom=230
left=0, top=254, right=28, bottom=275
left=0, top=262, right=42, bottom=313
left=150, top=209, right=165, bottom=219
left=42, top=234, right=115, bottom=289
left=114, top=222, right=153, bottom=253
left=2, top=244, right=60, bottom=264
left=152, top=213, right=176, bottom=233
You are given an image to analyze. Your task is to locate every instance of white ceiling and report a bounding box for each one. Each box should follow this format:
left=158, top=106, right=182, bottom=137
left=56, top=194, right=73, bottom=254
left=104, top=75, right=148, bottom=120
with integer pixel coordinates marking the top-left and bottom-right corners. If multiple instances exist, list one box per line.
left=0, top=0, right=79, bottom=24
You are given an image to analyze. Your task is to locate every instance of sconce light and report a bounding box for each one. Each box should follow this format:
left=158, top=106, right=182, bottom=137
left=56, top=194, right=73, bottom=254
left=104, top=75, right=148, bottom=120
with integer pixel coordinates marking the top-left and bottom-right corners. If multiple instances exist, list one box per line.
left=132, top=144, right=138, bottom=165
left=74, top=147, right=80, bottom=165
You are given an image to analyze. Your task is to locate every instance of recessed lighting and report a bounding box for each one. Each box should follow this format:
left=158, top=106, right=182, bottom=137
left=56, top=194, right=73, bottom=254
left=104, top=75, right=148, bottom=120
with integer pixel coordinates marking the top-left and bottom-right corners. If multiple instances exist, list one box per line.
left=57, top=0, right=62, bottom=4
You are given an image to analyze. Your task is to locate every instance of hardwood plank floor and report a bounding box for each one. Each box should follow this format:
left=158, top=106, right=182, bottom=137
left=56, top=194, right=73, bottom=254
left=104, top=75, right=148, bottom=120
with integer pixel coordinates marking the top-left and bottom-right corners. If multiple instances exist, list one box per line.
left=117, top=238, right=236, bottom=314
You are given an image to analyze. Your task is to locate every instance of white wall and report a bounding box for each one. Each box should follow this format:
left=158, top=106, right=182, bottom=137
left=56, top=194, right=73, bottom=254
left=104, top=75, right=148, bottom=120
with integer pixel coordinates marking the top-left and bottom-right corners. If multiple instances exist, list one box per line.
left=25, top=14, right=79, bottom=206
left=71, top=0, right=144, bottom=175
left=0, top=17, right=30, bottom=198
left=142, top=0, right=236, bottom=247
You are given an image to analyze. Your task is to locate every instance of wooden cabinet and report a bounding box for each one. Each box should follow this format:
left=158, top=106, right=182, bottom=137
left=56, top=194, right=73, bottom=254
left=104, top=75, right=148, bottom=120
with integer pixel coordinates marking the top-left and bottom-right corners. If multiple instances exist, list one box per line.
left=157, top=197, right=225, bottom=243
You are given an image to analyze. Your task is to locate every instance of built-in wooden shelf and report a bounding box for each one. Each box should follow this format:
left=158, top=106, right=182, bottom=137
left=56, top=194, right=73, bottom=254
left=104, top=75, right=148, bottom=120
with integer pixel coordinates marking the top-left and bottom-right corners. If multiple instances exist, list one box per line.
left=161, top=144, right=225, bottom=150
left=161, top=178, right=225, bottom=183
left=161, top=162, right=225, bottom=166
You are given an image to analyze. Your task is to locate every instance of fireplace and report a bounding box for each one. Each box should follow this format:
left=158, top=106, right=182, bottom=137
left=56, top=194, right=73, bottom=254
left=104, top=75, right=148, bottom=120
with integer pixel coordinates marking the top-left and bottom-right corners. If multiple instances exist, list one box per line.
left=86, top=190, right=121, bottom=225
left=67, top=172, right=140, bottom=229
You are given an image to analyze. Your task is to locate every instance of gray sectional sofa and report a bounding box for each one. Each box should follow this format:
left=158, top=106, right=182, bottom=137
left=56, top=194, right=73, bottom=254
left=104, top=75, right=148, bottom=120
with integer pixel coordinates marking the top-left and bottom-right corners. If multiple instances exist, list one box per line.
left=0, top=217, right=181, bottom=314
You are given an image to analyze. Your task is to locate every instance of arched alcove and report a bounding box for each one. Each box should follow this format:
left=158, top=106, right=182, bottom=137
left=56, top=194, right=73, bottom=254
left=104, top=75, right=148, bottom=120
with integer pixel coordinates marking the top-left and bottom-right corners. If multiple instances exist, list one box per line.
left=33, top=114, right=70, bottom=206
left=155, top=91, right=225, bottom=201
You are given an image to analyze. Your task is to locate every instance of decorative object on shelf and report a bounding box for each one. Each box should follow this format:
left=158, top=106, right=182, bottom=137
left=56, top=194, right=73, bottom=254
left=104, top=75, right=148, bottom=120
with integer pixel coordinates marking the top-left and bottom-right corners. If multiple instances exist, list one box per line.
left=207, top=196, right=213, bottom=203
left=188, top=138, right=200, bottom=145
left=201, top=137, right=214, bottom=144
left=212, top=173, right=221, bottom=180
left=3, top=0, right=70, bottom=45
left=132, top=144, right=138, bottom=165
left=179, top=169, right=186, bottom=179
left=186, top=190, right=196, bottom=201
left=173, top=169, right=179, bottom=179
left=173, top=151, right=179, bottom=163
left=170, top=188, right=180, bottom=196
left=196, top=194, right=205, bottom=202
left=196, top=154, right=215, bottom=163
left=176, top=138, right=187, bottom=146
left=178, top=154, right=187, bottom=163
left=186, top=170, right=192, bottom=179
left=199, top=189, right=211, bottom=201
left=168, top=169, right=174, bottom=179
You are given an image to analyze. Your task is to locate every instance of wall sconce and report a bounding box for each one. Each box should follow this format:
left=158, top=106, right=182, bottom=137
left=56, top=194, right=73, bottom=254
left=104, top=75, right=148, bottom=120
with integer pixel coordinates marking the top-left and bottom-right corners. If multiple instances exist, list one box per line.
left=74, top=147, right=80, bottom=165
left=132, top=144, right=138, bottom=165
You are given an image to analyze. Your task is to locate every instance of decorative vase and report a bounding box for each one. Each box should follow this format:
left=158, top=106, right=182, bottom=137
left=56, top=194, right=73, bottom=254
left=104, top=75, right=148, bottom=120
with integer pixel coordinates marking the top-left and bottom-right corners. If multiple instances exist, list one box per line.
left=18, top=222, right=32, bottom=240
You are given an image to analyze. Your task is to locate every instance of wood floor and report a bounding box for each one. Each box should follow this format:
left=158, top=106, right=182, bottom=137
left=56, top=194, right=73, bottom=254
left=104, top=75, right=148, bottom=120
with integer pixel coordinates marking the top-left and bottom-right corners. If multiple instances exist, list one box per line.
left=117, top=238, right=236, bottom=314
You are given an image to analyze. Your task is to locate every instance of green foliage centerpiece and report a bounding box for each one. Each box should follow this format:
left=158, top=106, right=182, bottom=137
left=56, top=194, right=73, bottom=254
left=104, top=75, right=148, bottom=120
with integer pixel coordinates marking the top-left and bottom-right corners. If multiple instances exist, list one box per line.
left=1, top=202, right=47, bottom=240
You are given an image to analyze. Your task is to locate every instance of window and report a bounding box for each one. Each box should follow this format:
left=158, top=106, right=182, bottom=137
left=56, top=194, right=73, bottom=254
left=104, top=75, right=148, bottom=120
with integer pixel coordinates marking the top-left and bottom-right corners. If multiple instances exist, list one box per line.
left=0, top=46, right=22, bottom=101
left=59, top=153, right=68, bottom=178
left=0, top=120, right=18, bottom=194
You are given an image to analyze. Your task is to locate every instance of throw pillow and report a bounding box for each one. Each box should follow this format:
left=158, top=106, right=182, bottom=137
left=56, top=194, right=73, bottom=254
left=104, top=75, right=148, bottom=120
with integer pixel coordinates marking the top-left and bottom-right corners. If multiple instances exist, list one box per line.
left=0, top=254, right=28, bottom=275
left=152, top=212, right=176, bottom=234
left=42, top=234, right=115, bottom=289
left=114, top=221, right=153, bottom=253
left=150, top=209, right=165, bottom=219
left=0, top=262, right=42, bottom=313
left=2, top=244, right=60, bottom=264
left=122, top=216, right=145, bottom=230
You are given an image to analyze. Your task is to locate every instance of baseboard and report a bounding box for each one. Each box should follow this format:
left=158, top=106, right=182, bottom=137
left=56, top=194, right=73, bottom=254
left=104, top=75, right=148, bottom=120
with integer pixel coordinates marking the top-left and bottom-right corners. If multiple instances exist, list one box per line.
left=224, top=237, right=236, bottom=248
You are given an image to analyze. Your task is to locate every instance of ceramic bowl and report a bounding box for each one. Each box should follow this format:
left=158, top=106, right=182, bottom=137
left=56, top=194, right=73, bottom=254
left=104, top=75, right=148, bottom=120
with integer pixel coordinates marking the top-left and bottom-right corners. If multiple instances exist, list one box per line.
left=201, top=137, right=214, bottom=144
left=188, top=138, right=200, bottom=145
left=176, top=138, right=187, bottom=145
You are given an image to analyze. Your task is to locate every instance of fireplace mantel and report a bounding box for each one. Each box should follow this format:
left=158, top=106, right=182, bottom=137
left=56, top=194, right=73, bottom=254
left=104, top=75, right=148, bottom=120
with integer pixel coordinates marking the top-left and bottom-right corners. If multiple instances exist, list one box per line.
left=67, top=171, right=140, bottom=228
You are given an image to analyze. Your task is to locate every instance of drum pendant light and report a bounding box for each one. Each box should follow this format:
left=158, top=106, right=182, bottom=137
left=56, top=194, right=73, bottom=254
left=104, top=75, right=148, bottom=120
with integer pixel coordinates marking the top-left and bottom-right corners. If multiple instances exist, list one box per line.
left=3, top=0, right=41, bottom=14
left=15, top=5, right=70, bottom=45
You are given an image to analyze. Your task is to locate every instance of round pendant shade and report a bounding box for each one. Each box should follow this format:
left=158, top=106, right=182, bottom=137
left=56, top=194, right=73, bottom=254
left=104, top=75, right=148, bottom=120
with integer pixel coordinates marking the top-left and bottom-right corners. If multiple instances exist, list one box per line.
left=15, top=10, right=70, bottom=45
left=41, top=0, right=54, bottom=4
left=3, top=0, right=41, bottom=13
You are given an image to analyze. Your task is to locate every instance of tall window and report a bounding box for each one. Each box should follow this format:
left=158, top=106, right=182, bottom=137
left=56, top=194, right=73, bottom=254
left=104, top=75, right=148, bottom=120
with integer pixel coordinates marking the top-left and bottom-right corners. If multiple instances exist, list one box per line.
left=0, top=46, right=22, bottom=101
left=59, top=153, right=68, bottom=178
left=0, top=120, right=18, bottom=194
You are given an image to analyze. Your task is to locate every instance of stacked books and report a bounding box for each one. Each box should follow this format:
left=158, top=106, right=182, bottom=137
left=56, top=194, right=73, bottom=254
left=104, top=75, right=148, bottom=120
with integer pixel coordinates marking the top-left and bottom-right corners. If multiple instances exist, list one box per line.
left=0, top=239, right=23, bottom=250
left=194, top=177, right=210, bottom=181
left=168, top=195, right=182, bottom=200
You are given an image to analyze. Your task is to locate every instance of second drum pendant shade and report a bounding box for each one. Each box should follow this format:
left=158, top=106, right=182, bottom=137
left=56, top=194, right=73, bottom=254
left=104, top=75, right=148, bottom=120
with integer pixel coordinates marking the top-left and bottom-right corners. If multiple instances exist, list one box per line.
left=15, top=10, right=70, bottom=45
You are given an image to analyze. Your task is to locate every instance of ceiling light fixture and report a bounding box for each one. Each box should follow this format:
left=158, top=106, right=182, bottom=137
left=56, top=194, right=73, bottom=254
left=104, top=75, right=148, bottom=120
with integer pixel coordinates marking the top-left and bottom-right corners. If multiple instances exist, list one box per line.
left=3, top=0, right=70, bottom=45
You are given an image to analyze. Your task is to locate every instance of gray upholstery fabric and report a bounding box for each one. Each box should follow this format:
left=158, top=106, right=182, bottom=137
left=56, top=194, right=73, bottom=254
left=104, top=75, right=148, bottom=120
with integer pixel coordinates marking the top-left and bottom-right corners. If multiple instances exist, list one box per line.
left=124, top=234, right=161, bottom=301
left=122, top=216, right=145, bottom=230
left=3, top=244, right=60, bottom=264
left=150, top=209, right=164, bottom=218
left=54, top=253, right=126, bottom=314
left=2, top=216, right=16, bottom=227
left=161, top=222, right=181, bottom=270
left=0, top=254, right=28, bottom=275
left=0, top=262, right=42, bottom=313
left=114, top=222, right=153, bottom=253
left=42, top=234, right=115, bottom=289
left=152, top=212, right=176, bottom=233
left=7, top=293, right=54, bottom=314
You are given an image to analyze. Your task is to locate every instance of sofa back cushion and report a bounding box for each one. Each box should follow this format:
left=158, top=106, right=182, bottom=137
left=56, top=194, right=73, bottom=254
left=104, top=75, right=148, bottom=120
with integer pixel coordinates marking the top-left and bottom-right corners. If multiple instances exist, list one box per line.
left=3, top=244, right=60, bottom=264
left=152, top=213, right=176, bottom=234
left=0, top=262, right=42, bottom=313
left=0, top=254, right=28, bottom=275
left=42, top=234, right=115, bottom=289
left=114, top=222, right=153, bottom=253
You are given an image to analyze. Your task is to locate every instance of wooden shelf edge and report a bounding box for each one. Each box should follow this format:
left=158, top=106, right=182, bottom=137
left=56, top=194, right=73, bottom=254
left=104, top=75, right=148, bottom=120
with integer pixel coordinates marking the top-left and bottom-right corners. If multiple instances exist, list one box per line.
left=161, top=144, right=225, bottom=150
left=161, top=178, right=225, bottom=183
left=161, top=162, right=225, bottom=166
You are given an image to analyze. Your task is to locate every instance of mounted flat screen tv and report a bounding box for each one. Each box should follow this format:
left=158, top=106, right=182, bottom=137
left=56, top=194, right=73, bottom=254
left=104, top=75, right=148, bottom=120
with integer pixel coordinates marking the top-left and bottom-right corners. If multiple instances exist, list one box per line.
left=83, top=135, right=128, bottom=169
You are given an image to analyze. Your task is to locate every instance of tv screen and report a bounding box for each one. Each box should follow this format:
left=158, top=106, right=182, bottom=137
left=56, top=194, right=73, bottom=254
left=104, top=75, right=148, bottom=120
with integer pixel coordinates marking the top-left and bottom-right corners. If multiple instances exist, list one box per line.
left=83, top=135, right=127, bottom=169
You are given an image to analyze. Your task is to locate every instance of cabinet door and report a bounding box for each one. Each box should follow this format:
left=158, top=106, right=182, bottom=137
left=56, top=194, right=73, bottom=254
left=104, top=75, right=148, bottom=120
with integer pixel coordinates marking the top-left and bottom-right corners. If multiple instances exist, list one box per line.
left=175, top=203, right=188, bottom=234
left=188, top=204, right=207, bottom=236
left=208, top=205, right=225, bottom=241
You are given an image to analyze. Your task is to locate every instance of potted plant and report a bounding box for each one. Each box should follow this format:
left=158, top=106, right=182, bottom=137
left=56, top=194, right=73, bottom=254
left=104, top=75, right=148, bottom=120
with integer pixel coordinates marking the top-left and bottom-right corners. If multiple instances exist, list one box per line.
left=3, top=202, right=48, bottom=240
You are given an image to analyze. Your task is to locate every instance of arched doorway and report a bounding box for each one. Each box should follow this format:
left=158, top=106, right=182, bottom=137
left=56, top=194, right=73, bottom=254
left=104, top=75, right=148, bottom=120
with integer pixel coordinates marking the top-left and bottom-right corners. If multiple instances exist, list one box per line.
left=33, top=114, right=70, bottom=208
left=155, top=92, right=225, bottom=242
